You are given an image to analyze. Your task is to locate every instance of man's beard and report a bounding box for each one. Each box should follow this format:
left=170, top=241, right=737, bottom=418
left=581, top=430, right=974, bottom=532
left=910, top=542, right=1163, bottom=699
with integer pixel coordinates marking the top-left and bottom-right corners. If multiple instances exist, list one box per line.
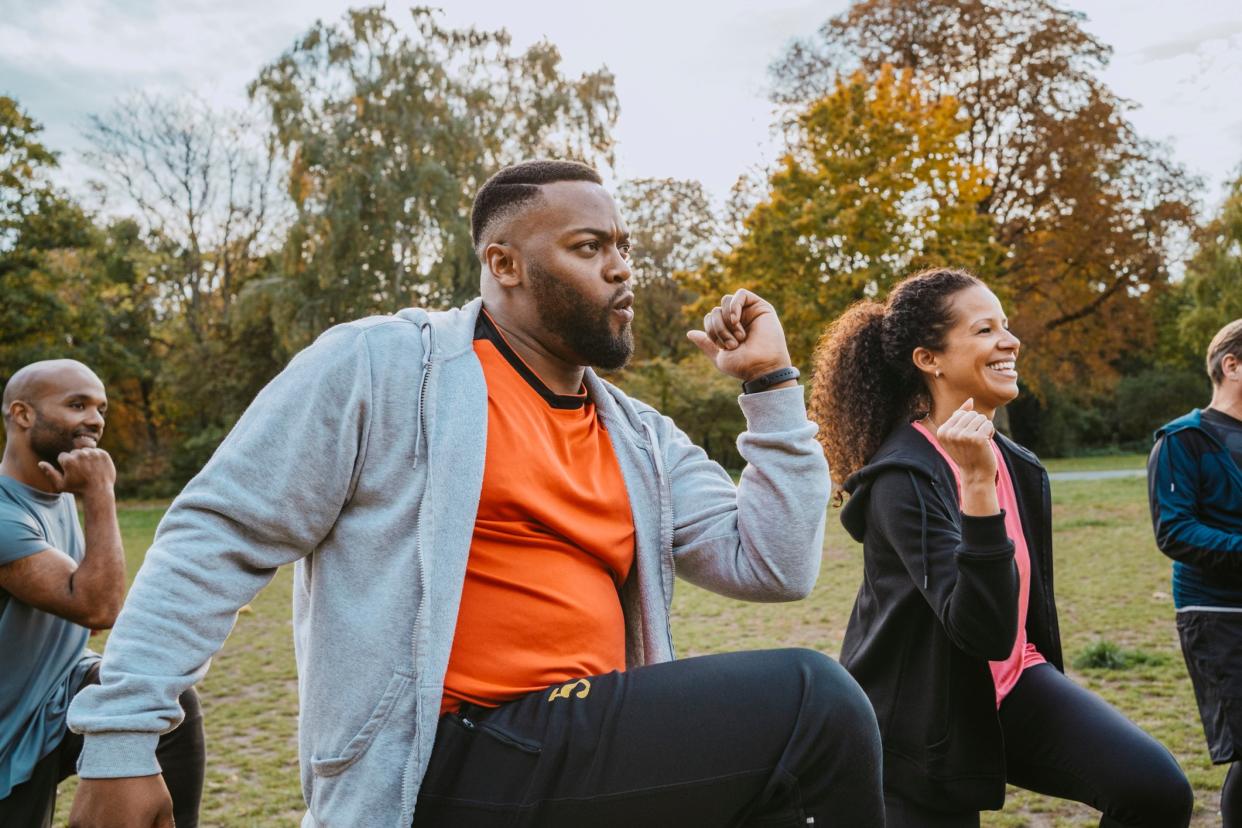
left=527, top=259, right=634, bottom=371
left=29, top=411, right=78, bottom=470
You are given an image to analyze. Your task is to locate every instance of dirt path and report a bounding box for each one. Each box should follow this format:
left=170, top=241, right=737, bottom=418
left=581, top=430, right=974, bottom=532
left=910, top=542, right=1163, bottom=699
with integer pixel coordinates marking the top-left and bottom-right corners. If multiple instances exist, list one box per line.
left=1048, top=469, right=1146, bottom=481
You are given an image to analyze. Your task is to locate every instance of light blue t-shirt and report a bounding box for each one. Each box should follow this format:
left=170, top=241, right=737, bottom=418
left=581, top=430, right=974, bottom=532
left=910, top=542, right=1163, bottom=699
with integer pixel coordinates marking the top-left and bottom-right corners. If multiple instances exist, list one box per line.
left=0, top=474, right=98, bottom=799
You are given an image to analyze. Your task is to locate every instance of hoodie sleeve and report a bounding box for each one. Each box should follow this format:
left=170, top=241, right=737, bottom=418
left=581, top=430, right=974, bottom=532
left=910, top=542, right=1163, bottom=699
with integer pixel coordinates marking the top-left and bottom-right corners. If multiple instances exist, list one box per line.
left=1148, top=433, right=1242, bottom=570
left=870, top=469, right=1019, bottom=661
left=67, top=323, right=377, bottom=780
left=659, top=384, right=830, bottom=602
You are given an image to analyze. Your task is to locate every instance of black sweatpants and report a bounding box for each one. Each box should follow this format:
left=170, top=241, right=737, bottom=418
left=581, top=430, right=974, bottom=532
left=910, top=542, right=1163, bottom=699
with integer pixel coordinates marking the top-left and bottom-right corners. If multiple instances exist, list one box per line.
left=885, top=663, right=1193, bottom=827
left=0, top=663, right=205, bottom=828
left=413, top=648, right=884, bottom=827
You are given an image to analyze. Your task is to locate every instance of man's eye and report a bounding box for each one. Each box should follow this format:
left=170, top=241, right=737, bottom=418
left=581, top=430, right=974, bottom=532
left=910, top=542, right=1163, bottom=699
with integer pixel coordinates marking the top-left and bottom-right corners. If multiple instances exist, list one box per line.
left=619, top=244, right=632, bottom=258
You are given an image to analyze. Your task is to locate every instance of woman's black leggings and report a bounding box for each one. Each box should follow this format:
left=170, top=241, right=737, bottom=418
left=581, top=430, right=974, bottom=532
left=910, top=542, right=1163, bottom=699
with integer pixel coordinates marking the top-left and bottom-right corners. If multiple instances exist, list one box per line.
left=1223, top=761, right=1242, bottom=826
left=885, top=663, right=1193, bottom=827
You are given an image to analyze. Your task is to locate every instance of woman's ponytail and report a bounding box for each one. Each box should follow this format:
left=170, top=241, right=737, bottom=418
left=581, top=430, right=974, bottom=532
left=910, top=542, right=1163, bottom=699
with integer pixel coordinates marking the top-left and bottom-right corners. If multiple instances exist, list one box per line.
left=810, top=300, right=896, bottom=496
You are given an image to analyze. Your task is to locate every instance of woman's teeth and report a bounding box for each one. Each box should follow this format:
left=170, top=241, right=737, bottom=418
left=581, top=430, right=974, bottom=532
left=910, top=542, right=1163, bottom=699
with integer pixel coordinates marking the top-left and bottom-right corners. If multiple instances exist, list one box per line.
left=987, top=360, right=1017, bottom=375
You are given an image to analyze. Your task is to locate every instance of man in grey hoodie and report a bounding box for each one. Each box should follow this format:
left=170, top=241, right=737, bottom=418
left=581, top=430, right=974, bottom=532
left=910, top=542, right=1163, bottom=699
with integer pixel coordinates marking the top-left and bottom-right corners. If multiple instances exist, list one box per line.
left=67, top=160, right=882, bottom=827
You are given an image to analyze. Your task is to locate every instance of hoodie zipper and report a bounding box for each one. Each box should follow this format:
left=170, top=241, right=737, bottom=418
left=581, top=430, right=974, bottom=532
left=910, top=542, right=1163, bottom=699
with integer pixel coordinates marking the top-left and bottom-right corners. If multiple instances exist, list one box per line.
left=912, top=471, right=930, bottom=589
left=642, top=420, right=676, bottom=658
left=402, top=322, right=434, bottom=820
left=411, top=322, right=433, bottom=658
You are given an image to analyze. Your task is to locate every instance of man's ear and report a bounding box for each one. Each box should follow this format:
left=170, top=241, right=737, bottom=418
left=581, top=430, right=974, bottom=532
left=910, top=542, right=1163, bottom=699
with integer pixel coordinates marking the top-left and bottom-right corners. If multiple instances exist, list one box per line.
left=7, top=400, right=35, bottom=430
left=1224, top=353, right=1242, bottom=382
left=483, top=242, right=522, bottom=288
left=912, top=346, right=941, bottom=379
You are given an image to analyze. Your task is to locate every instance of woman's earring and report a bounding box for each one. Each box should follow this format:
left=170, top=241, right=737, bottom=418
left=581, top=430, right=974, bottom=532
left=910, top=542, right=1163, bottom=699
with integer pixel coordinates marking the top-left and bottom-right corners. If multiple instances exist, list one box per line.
left=935, top=371, right=942, bottom=378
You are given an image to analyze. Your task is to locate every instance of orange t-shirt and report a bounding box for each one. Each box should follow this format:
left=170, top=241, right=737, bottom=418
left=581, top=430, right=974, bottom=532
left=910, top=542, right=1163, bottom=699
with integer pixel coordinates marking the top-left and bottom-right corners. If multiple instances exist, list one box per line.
left=440, top=310, right=636, bottom=715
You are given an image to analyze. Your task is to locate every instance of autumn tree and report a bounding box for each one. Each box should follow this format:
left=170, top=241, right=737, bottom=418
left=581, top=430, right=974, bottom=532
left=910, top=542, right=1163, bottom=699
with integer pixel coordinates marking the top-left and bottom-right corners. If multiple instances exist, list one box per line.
left=696, top=66, right=996, bottom=366
left=249, top=6, right=619, bottom=348
left=771, top=0, right=1196, bottom=390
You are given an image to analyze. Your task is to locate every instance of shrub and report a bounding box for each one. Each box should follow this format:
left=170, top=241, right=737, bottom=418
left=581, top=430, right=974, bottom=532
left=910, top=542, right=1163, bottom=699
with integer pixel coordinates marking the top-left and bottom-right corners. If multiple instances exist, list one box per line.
left=1072, top=640, right=1169, bottom=670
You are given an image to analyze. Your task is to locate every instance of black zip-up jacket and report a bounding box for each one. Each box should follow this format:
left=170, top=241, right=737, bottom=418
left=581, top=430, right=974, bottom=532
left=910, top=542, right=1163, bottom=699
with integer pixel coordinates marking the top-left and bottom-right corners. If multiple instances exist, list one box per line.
left=839, top=422, right=1064, bottom=811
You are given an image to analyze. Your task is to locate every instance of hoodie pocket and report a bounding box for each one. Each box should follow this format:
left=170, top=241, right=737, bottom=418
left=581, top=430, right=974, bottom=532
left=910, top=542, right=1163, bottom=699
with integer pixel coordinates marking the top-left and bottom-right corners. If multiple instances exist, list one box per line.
left=310, top=671, right=412, bottom=777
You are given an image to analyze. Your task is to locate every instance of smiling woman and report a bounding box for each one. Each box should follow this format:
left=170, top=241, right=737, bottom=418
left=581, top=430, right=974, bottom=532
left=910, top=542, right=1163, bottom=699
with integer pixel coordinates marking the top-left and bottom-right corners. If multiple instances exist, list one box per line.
left=807, top=268, right=1194, bottom=826
left=911, top=283, right=1021, bottom=428
left=810, top=268, right=984, bottom=492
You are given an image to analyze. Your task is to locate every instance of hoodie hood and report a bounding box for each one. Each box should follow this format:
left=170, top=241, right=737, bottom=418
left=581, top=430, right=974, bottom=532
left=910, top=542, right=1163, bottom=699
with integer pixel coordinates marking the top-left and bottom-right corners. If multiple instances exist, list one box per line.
left=1155, top=408, right=1215, bottom=443
left=840, top=422, right=955, bottom=590
left=841, top=422, right=947, bottom=543
left=395, top=297, right=654, bottom=447
left=840, top=421, right=1042, bottom=590
left=842, top=422, right=1043, bottom=536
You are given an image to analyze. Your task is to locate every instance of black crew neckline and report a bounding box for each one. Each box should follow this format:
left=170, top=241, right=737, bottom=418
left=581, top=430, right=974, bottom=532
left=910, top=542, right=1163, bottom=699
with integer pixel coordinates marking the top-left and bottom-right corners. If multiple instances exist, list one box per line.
left=1204, top=407, right=1242, bottom=429
left=475, top=310, right=588, bottom=411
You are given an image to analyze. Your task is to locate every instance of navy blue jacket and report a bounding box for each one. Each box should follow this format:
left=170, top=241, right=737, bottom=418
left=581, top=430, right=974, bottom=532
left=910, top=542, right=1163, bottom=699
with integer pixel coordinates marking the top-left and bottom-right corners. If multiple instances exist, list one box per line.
left=1148, top=409, right=1242, bottom=607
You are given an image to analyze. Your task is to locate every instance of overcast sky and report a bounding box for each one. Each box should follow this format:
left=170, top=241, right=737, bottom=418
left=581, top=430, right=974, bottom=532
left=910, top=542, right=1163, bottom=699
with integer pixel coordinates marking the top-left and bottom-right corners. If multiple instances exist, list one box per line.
left=2, top=0, right=1240, bottom=214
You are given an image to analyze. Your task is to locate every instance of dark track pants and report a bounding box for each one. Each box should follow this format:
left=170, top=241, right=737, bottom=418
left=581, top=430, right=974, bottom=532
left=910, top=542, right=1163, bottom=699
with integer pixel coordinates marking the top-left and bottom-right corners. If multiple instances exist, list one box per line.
left=412, top=648, right=884, bottom=827
left=885, top=663, right=1193, bottom=828
left=0, top=663, right=205, bottom=828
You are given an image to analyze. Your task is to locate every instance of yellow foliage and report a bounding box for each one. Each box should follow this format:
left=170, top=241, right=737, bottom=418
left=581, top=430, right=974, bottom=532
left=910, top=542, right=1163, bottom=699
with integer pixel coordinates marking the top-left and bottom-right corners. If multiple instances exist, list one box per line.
left=696, top=65, right=998, bottom=367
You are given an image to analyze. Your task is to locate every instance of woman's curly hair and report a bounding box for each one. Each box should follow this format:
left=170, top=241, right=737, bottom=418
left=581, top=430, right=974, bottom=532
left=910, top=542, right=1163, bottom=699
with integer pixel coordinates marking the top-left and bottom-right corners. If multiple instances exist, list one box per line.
left=810, top=268, right=982, bottom=500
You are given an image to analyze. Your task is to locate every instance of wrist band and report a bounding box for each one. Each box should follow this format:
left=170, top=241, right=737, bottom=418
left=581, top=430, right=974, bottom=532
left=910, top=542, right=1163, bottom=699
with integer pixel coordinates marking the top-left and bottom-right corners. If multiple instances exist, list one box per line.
left=741, top=366, right=800, bottom=394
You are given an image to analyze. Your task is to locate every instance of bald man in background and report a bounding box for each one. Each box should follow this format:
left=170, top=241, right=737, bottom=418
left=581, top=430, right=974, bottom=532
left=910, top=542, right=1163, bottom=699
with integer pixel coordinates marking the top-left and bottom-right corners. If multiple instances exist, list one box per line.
left=0, top=360, right=204, bottom=828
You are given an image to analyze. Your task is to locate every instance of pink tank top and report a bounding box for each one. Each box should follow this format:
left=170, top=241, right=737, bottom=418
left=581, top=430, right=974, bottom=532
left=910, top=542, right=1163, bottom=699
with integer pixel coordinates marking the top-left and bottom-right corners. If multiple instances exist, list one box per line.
left=911, top=421, right=1046, bottom=707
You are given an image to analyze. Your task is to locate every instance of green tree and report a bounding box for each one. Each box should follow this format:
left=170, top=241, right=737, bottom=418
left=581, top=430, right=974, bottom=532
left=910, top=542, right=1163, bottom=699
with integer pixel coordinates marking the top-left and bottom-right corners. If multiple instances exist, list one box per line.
left=0, top=96, right=59, bottom=239
left=695, top=66, right=996, bottom=366
left=82, top=95, right=290, bottom=488
left=1179, top=172, right=1242, bottom=354
left=615, top=177, right=719, bottom=362
left=0, top=98, right=179, bottom=486
left=0, top=97, right=82, bottom=366
left=610, top=178, right=743, bottom=465
left=249, top=5, right=620, bottom=348
left=84, top=95, right=284, bottom=346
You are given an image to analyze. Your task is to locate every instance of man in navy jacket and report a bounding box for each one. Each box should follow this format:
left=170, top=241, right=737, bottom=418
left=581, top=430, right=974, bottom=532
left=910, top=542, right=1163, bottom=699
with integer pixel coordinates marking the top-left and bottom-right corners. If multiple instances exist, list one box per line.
left=1149, top=318, right=1242, bottom=825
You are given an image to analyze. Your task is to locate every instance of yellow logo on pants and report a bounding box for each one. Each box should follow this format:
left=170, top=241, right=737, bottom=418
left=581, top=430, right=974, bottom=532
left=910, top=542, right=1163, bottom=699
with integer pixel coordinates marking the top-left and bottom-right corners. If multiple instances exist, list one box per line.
left=547, top=678, right=591, bottom=701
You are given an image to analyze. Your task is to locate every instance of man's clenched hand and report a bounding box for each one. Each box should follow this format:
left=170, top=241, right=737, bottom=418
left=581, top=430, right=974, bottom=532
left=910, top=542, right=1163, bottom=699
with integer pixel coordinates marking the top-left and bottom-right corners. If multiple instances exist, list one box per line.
left=69, top=775, right=173, bottom=828
left=37, top=448, right=116, bottom=497
left=687, top=290, right=795, bottom=385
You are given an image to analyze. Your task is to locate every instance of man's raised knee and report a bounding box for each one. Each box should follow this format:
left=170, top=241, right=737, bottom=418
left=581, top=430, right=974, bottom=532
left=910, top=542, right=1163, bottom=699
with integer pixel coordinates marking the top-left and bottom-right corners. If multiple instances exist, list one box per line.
left=778, top=649, right=877, bottom=735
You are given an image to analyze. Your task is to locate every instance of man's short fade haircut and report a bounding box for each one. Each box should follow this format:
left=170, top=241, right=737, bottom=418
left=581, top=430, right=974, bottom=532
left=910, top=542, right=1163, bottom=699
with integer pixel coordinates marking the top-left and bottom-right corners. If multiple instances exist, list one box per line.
left=1207, top=318, right=1242, bottom=385
left=470, top=160, right=603, bottom=254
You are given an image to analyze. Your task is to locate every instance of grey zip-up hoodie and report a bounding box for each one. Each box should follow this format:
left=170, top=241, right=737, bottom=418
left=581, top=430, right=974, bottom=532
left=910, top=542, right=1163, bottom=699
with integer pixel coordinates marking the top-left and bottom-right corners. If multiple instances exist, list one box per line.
left=68, top=298, right=831, bottom=827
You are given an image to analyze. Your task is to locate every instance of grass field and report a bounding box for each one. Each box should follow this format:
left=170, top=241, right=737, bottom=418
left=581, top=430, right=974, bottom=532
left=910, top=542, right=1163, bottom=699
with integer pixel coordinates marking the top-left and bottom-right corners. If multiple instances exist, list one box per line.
left=55, top=469, right=1219, bottom=826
